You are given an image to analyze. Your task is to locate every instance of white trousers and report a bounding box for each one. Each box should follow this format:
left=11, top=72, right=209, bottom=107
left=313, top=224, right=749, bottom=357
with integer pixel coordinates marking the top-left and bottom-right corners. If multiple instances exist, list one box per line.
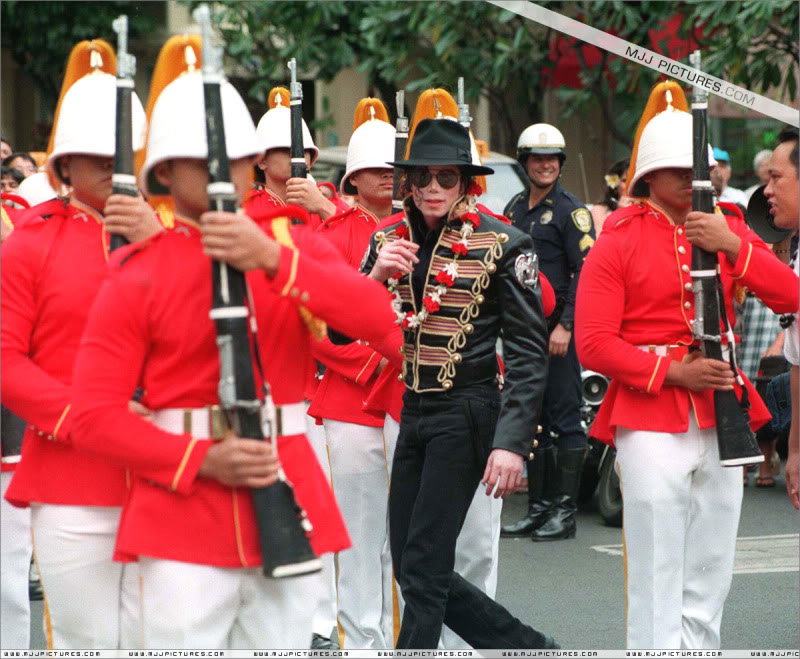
left=30, top=504, right=141, bottom=649
left=1, top=471, right=32, bottom=649
left=325, top=418, right=395, bottom=649
left=139, top=557, right=320, bottom=648
left=383, top=416, right=502, bottom=650
left=304, top=407, right=338, bottom=641
left=615, top=418, right=743, bottom=649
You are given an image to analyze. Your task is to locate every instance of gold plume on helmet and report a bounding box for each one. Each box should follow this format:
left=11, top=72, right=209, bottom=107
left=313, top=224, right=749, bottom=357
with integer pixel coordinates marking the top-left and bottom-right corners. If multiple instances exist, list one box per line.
left=46, top=39, right=116, bottom=191
left=138, top=34, right=202, bottom=225
left=352, top=97, right=390, bottom=132
left=626, top=80, right=688, bottom=194
left=268, top=87, right=291, bottom=109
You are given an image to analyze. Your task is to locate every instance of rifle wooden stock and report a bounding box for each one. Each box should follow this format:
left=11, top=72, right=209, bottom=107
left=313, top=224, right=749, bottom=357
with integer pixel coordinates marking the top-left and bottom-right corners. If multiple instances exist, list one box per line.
left=195, top=6, right=321, bottom=578
left=110, top=15, right=139, bottom=253
left=689, top=51, right=763, bottom=467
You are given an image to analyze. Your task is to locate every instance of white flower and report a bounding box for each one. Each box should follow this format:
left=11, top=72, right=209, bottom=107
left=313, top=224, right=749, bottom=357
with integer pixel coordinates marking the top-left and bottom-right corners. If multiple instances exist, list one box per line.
left=444, top=262, right=459, bottom=278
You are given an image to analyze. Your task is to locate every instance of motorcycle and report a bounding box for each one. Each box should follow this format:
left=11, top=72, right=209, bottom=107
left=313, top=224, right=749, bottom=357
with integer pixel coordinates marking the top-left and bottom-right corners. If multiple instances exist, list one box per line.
left=578, top=370, right=623, bottom=527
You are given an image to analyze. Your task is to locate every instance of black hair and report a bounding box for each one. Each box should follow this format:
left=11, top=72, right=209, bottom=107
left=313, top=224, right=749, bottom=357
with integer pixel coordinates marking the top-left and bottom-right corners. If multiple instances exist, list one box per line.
left=2, top=152, right=37, bottom=172
left=777, top=125, right=799, bottom=176
left=598, top=158, right=630, bottom=208
left=1, top=166, right=25, bottom=185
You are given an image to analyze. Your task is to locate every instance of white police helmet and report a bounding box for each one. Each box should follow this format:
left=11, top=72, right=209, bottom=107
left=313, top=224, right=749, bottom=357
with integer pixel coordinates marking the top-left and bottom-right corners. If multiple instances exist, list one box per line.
left=516, top=123, right=566, bottom=165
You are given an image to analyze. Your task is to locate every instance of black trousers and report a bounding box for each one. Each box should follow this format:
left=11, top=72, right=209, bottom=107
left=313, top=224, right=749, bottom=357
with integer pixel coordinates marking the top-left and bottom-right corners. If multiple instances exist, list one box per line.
left=539, top=338, right=585, bottom=451
left=389, top=383, right=549, bottom=649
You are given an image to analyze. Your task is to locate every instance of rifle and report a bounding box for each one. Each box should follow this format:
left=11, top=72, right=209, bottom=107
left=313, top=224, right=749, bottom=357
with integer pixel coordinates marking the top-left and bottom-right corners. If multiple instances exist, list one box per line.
left=457, top=77, right=471, bottom=129
left=287, top=58, right=307, bottom=181
left=393, top=90, right=408, bottom=211
left=194, top=5, right=322, bottom=577
left=689, top=50, right=764, bottom=467
left=109, top=15, right=139, bottom=253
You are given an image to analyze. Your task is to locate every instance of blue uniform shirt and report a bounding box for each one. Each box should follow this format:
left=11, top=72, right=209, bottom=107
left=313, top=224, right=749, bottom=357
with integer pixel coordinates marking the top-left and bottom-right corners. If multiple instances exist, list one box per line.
left=504, top=181, right=595, bottom=327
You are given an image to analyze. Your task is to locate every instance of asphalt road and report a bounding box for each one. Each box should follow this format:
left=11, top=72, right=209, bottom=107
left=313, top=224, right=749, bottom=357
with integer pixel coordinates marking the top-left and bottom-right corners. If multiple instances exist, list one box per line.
left=27, top=465, right=799, bottom=651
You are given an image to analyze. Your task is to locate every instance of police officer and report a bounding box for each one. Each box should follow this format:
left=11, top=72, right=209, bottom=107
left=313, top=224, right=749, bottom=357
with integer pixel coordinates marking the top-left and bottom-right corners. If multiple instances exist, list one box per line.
left=502, top=123, right=594, bottom=541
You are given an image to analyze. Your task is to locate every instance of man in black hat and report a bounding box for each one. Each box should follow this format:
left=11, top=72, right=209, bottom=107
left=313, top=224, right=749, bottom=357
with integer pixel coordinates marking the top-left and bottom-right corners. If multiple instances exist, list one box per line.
left=360, top=118, right=554, bottom=649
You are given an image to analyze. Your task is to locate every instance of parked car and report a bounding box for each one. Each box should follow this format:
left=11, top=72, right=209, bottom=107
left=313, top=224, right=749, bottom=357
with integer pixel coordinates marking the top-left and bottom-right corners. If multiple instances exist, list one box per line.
left=311, top=146, right=528, bottom=216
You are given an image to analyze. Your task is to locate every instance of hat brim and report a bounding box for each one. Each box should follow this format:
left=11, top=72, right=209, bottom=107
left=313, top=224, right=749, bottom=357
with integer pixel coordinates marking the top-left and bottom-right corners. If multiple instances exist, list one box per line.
left=387, top=159, right=493, bottom=176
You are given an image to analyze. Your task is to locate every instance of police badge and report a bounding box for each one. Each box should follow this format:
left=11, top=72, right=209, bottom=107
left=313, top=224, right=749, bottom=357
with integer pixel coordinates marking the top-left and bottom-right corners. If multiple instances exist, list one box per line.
left=514, top=252, right=539, bottom=290
left=571, top=208, right=593, bottom=233
left=540, top=210, right=553, bottom=225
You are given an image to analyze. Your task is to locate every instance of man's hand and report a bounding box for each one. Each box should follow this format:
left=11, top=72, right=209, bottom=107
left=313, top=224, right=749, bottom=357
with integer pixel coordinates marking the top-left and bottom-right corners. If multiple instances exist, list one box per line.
left=481, top=448, right=523, bottom=499
left=198, top=432, right=280, bottom=489
left=684, top=211, right=741, bottom=265
left=286, top=177, right=337, bottom=219
left=104, top=193, right=164, bottom=244
left=200, top=210, right=282, bottom=276
left=665, top=351, right=735, bottom=391
left=128, top=399, right=152, bottom=421
left=549, top=323, right=571, bottom=357
left=368, top=239, right=419, bottom=282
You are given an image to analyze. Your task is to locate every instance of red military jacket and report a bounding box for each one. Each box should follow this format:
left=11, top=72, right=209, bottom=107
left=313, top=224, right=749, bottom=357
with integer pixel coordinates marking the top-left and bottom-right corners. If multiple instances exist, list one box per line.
left=70, top=207, right=403, bottom=567
left=1, top=199, right=131, bottom=506
left=246, top=186, right=350, bottom=231
left=575, top=200, right=799, bottom=444
left=308, top=204, right=398, bottom=427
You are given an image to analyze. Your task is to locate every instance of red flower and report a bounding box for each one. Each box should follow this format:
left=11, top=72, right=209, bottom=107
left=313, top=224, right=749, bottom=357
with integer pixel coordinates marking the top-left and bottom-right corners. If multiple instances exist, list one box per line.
left=392, top=271, right=405, bottom=281
left=462, top=212, right=480, bottom=229
left=451, top=242, right=469, bottom=256
left=395, top=223, right=410, bottom=239
left=423, top=297, right=440, bottom=313
left=401, top=312, right=414, bottom=330
left=467, top=182, right=483, bottom=197
left=435, top=270, right=456, bottom=287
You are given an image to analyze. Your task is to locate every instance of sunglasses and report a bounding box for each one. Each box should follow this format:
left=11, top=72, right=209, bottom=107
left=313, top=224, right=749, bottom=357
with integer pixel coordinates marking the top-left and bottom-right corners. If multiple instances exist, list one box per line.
left=407, top=168, right=462, bottom=190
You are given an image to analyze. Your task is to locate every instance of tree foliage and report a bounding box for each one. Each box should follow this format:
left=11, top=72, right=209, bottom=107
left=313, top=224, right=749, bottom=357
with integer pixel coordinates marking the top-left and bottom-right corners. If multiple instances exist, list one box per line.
left=3, top=1, right=797, bottom=155
left=1, top=1, right=159, bottom=108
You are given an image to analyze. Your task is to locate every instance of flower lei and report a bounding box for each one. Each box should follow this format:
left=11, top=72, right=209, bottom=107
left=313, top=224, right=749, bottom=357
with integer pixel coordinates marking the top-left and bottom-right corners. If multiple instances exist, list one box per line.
left=388, top=181, right=483, bottom=330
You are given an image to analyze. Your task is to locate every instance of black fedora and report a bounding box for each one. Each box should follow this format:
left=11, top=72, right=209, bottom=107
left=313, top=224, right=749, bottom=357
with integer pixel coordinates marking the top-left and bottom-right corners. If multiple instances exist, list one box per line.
left=388, top=118, right=494, bottom=176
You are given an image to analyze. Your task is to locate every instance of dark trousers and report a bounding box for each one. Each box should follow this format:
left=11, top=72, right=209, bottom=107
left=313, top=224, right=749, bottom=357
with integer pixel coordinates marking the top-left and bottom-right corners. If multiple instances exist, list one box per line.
left=390, top=383, right=548, bottom=649
left=539, top=338, right=585, bottom=450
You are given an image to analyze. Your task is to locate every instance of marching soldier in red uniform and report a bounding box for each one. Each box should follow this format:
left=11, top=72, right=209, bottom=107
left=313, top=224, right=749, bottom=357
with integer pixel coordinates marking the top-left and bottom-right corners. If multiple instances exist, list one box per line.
left=309, top=98, right=399, bottom=649
left=0, top=40, right=158, bottom=649
left=575, top=81, right=798, bottom=649
left=69, top=40, right=402, bottom=649
left=246, top=87, right=347, bottom=227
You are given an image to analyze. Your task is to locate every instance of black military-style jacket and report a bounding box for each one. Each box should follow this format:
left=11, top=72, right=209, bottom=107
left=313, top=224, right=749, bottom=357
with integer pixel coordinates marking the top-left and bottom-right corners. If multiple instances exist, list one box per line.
left=361, top=198, right=549, bottom=456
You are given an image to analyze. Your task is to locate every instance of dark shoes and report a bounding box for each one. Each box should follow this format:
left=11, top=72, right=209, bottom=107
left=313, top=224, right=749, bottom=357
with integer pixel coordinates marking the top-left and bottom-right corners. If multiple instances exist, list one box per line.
left=500, top=502, right=552, bottom=537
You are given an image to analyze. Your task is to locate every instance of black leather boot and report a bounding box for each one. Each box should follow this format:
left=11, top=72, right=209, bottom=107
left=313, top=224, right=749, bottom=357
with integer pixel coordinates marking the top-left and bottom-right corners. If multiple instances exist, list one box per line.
left=501, top=446, right=555, bottom=537
left=531, top=447, right=584, bottom=542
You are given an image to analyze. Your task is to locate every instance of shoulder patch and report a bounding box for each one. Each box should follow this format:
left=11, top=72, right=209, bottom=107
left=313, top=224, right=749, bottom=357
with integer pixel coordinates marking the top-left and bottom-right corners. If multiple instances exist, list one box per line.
left=514, top=251, right=539, bottom=290
left=571, top=207, right=593, bottom=233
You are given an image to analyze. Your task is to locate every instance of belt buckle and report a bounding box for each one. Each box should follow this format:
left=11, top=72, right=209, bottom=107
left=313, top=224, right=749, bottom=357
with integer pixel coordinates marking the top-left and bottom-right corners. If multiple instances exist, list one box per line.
left=208, top=405, right=230, bottom=440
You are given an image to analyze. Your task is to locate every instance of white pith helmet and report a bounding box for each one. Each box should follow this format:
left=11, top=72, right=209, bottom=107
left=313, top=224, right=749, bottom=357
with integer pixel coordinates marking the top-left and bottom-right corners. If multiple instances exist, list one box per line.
left=255, top=98, right=319, bottom=165
left=516, top=123, right=566, bottom=164
left=139, top=71, right=263, bottom=196
left=628, top=108, right=718, bottom=197
left=341, top=119, right=396, bottom=195
left=17, top=172, right=58, bottom=207
left=47, top=71, right=147, bottom=185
